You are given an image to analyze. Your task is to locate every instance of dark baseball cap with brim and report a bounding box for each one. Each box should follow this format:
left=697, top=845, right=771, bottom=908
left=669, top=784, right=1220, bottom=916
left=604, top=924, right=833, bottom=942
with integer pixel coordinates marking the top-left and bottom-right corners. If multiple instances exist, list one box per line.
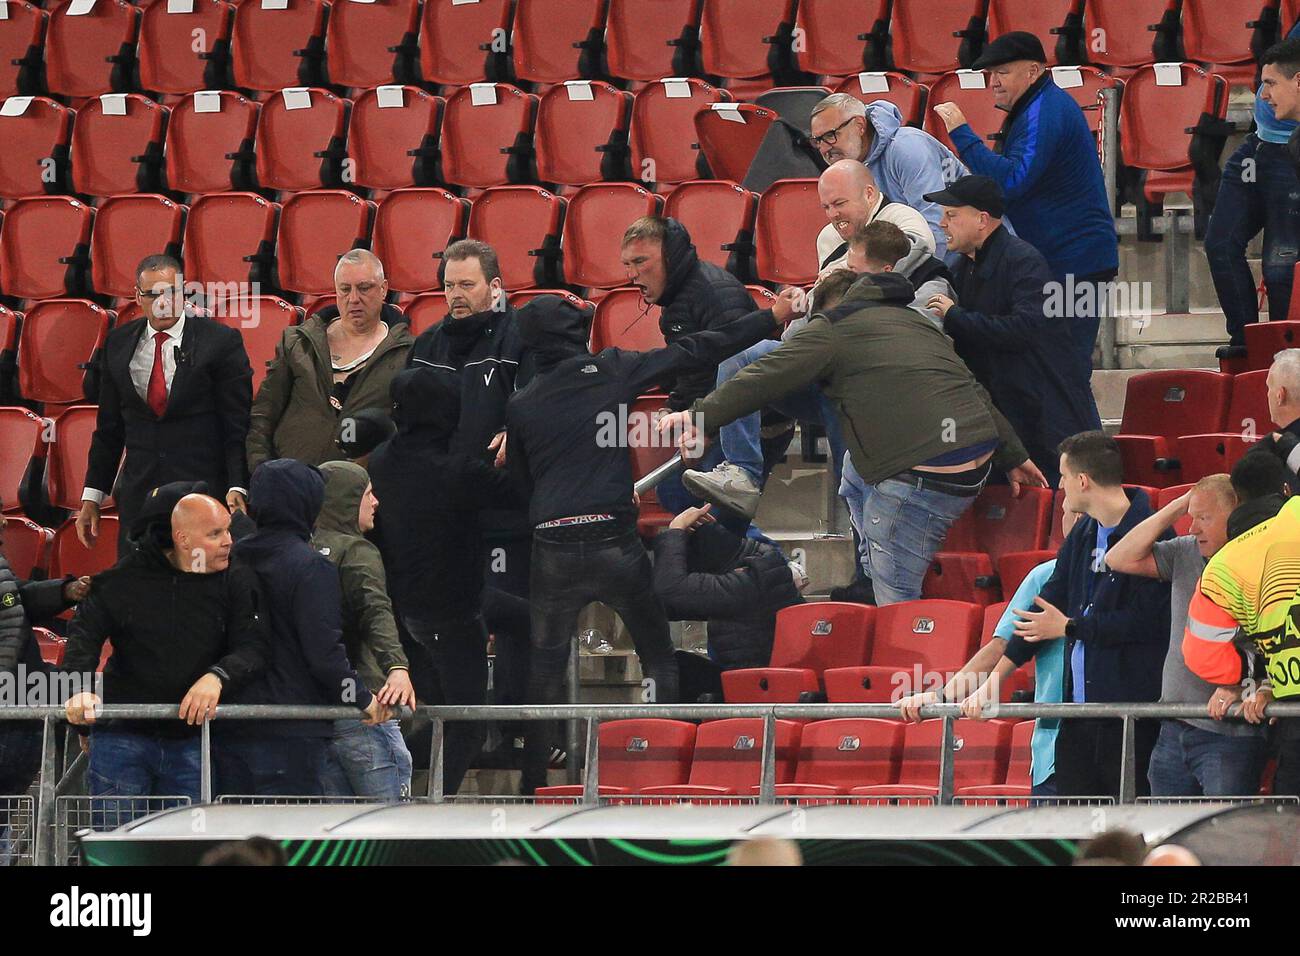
left=972, top=31, right=1047, bottom=70
left=922, top=174, right=1006, bottom=218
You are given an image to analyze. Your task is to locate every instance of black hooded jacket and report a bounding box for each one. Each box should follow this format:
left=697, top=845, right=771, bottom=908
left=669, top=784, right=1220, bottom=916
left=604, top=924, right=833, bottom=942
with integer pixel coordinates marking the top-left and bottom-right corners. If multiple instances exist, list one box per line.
left=655, top=218, right=758, bottom=411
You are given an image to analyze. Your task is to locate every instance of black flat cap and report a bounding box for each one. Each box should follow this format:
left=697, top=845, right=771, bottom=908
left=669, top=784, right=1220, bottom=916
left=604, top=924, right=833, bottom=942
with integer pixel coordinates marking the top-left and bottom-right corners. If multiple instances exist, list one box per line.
left=922, top=174, right=1006, bottom=218
left=972, top=31, right=1047, bottom=70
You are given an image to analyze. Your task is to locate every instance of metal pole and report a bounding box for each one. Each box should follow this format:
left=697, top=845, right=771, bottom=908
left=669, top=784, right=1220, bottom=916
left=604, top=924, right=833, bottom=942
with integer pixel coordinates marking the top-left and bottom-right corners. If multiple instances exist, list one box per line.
left=566, top=632, right=582, bottom=786
left=938, top=715, right=955, bottom=806
left=633, top=453, right=682, bottom=497
left=200, top=720, right=212, bottom=804
left=758, top=711, right=777, bottom=805
left=1102, top=87, right=1119, bottom=218
left=1165, top=211, right=1191, bottom=314
left=428, top=717, right=445, bottom=803
left=34, top=715, right=57, bottom=867
left=581, top=717, right=600, bottom=805
left=1119, top=715, right=1137, bottom=804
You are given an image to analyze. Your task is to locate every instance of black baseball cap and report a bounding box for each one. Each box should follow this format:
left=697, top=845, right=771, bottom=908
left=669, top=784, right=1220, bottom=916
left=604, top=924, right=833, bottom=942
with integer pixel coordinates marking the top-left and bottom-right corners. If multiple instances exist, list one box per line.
left=922, top=174, right=1006, bottom=218
left=972, top=31, right=1047, bottom=70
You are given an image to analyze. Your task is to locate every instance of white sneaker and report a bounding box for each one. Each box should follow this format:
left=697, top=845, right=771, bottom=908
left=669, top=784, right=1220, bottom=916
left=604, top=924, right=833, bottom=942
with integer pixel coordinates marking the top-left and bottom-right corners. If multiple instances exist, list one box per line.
left=682, top=462, right=762, bottom=520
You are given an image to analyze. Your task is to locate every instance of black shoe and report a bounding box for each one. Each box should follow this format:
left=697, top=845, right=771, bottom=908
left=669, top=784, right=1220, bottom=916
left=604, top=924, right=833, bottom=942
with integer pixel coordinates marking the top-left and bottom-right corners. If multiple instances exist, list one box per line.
left=829, top=578, right=876, bottom=605
left=1215, top=344, right=1248, bottom=360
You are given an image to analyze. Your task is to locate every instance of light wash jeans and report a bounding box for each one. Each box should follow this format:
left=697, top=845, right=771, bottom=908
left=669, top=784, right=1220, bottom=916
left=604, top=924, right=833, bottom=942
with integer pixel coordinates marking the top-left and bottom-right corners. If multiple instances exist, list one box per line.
left=322, top=719, right=412, bottom=801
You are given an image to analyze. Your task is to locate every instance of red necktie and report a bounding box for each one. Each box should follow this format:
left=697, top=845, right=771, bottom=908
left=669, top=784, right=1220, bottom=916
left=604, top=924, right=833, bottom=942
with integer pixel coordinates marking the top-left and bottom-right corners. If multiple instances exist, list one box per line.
left=147, top=330, right=169, bottom=418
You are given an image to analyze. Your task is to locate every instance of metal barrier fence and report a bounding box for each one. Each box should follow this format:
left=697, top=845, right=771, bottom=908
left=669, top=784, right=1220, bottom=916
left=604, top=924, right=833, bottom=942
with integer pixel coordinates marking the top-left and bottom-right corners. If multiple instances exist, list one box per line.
left=2, top=700, right=1298, bottom=865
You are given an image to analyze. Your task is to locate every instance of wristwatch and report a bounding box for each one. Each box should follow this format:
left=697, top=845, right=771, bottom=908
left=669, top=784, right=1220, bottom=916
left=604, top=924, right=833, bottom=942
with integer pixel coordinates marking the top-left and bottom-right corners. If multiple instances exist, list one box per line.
left=1063, top=618, right=1078, bottom=639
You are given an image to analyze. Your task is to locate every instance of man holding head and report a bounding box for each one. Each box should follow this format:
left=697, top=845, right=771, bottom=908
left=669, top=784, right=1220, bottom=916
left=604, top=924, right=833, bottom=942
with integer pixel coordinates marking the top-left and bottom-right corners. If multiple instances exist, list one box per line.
left=79, top=254, right=253, bottom=556
left=247, top=249, right=411, bottom=473
left=63, top=490, right=268, bottom=804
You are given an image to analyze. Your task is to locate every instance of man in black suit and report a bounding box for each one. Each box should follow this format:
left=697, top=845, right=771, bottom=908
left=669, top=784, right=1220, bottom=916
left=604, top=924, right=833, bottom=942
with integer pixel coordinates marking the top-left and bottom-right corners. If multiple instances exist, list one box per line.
left=76, top=254, right=254, bottom=556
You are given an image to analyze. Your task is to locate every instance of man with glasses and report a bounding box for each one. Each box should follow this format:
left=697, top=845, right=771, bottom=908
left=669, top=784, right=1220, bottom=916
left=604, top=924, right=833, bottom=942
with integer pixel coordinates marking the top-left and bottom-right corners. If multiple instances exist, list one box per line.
left=78, top=255, right=254, bottom=556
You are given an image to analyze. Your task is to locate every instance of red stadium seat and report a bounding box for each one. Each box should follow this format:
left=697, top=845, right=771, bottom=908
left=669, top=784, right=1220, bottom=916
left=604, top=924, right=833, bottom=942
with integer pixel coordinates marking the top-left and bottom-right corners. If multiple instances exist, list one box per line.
left=663, top=180, right=757, bottom=277
left=534, top=719, right=696, bottom=798
left=18, top=304, right=109, bottom=407
left=773, top=718, right=904, bottom=798
left=403, top=292, right=447, bottom=336
left=588, top=287, right=663, bottom=352
left=1183, top=0, right=1267, bottom=73
left=69, top=93, right=168, bottom=197
left=1171, top=435, right=1260, bottom=484
left=604, top=0, right=700, bottom=82
left=439, top=83, right=537, bottom=189
left=692, top=102, right=775, bottom=183
left=50, top=516, right=119, bottom=577
left=1048, top=65, right=1121, bottom=135
left=0, top=306, right=16, bottom=399
left=210, top=295, right=297, bottom=392
left=870, top=599, right=981, bottom=673
left=90, top=194, right=186, bottom=300
left=42, top=403, right=100, bottom=510
left=1082, top=0, right=1176, bottom=69
left=230, top=0, right=327, bottom=92
left=754, top=178, right=822, bottom=286
left=1244, top=320, right=1300, bottom=372
left=416, top=0, right=511, bottom=87
left=561, top=183, right=662, bottom=290
left=891, top=0, right=986, bottom=74
left=987, top=0, right=1082, bottom=66
left=823, top=665, right=927, bottom=703
left=182, top=191, right=279, bottom=288
left=0, top=196, right=94, bottom=299
left=34, top=628, right=65, bottom=666
left=722, top=602, right=875, bottom=703
left=2, top=519, right=53, bottom=579
left=629, top=77, right=730, bottom=185
left=510, top=0, right=605, bottom=85
left=698, top=0, right=795, bottom=79
left=275, top=189, right=375, bottom=296
left=1227, top=369, right=1274, bottom=435
left=957, top=718, right=1034, bottom=797
left=794, top=0, right=888, bottom=77
left=923, top=70, right=1004, bottom=153
left=853, top=718, right=1012, bottom=798
left=0, top=95, right=72, bottom=199
left=345, top=85, right=442, bottom=190
left=253, top=86, right=349, bottom=192
left=979, top=599, right=1036, bottom=702
left=534, top=81, right=633, bottom=187
left=941, top=485, right=1053, bottom=561
left=0, top=407, right=43, bottom=513
left=163, top=91, right=259, bottom=195
left=833, top=72, right=928, bottom=127
left=639, top=718, right=801, bottom=798
left=137, top=0, right=233, bottom=95
left=324, top=0, right=420, bottom=90
left=626, top=393, right=675, bottom=536
left=996, top=550, right=1056, bottom=599
left=1113, top=369, right=1232, bottom=487
left=0, top=1, right=47, bottom=99
left=1156, top=483, right=1196, bottom=536
left=922, top=551, right=1000, bottom=605
left=45, top=0, right=139, bottom=98
left=372, top=188, right=468, bottom=294
left=466, top=185, right=565, bottom=291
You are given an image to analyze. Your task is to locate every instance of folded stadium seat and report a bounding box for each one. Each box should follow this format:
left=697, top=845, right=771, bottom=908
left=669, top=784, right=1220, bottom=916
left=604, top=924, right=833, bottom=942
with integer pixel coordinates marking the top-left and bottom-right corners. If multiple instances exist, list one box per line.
left=44, top=0, right=140, bottom=98
left=137, top=0, right=234, bottom=96
left=508, top=290, right=594, bottom=312
left=403, top=292, right=447, bottom=336
left=955, top=717, right=1033, bottom=798
left=833, top=72, right=928, bottom=127
left=793, top=0, right=888, bottom=77
left=691, top=103, right=776, bottom=184
left=1170, top=434, right=1260, bottom=484
left=1244, top=320, right=1300, bottom=372
left=0, top=407, right=44, bottom=514
left=851, top=717, right=1012, bottom=800
left=588, top=287, right=663, bottom=352
left=416, top=0, right=511, bottom=87
left=662, top=179, right=757, bottom=278
left=747, top=285, right=777, bottom=310
left=1118, top=63, right=1230, bottom=238
left=1155, top=484, right=1195, bottom=536
left=629, top=77, right=731, bottom=186
left=69, top=93, right=169, bottom=197
left=1227, top=369, right=1272, bottom=435
left=0, top=307, right=17, bottom=404
left=995, top=550, right=1056, bottom=602
left=986, top=0, right=1083, bottom=66
left=721, top=602, right=876, bottom=703
left=229, top=0, right=328, bottom=93
left=753, top=178, right=822, bottom=286
left=771, top=718, right=904, bottom=802
left=1081, top=0, right=1179, bottom=69
left=639, top=718, right=801, bottom=802
left=438, top=83, right=538, bottom=190
left=209, top=295, right=297, bottom=392
left=1180, top=0, right=1268, bottom=87
left=162, top=90, right=259, bottom=195
left=534, top=718, right=697, bottom=800
left=182, top=191, right=279, bottom=288
left=978, top=599, right=1034, bottom=703
left=1113, top=369, right=1232, bottom=487
left=890, top=0, right=986, bottom=74
left=869, top=599, right=982, bottom=674
left=323, top=0, right=420, bottom=90
left=466, top=185, right=566, bottom=291
left=0, top=1, right=48, bottom=99
left=344, top=85, right=442, bottom=190
left=752, top=85, right=831, bottom=134
left=922, top=70, right=1004, bottom=153
left=698, top=0, right=796, bottom=81
left=50, top=516, right=119, bottom=578
left=275, top=190, right=376, bottom=296
left=371, top=188, right=467, bottom=294
left=823, top=664, right=923, bottom=703
left=34, top=628, right=66, bottom=666
left=626, top=392, right=676, bottom=537
left=18, top=301, right=110, bottom=409
left=510, top=0, right=606, bottom=85
left=534, top=81, right=634, bottom=188
left=604, top=0, right=701, bottom=83
left=3, top=519, right=53, bottom=580
left=561, top=182, right=662, bottom=290
left=1048, top=65, right=1120, bottom=137
left=1048, top=488, right=1067, bottom=549
left=253, top=87, right=349, bottom=192
left=41, top=402, right=101, bottom=510
left=0, top=196, right=94, bottom=299
left=90, top=194, right=186, bottom=300
left=0, top=96, right=73, bottom=199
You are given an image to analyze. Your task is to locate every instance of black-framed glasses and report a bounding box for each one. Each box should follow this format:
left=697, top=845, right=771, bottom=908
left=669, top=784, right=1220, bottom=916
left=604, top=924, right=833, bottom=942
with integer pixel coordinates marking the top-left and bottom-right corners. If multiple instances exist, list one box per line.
left=810, top=117, right=855, bottom=148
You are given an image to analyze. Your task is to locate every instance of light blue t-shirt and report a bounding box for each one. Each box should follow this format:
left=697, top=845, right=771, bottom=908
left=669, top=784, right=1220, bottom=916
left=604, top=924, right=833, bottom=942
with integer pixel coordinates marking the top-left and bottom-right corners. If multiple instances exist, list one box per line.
left=994, top=559, right=1061, bottom=786
left=1257, top=20, right=1300, bottom=144
left=1070, top=524, right=1115, bottom=703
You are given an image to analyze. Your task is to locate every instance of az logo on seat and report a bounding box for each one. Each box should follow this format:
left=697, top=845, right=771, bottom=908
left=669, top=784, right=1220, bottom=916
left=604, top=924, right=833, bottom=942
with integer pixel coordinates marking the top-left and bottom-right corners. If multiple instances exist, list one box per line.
left=626, top=737, right=649, bottom=752
left=952, top=737, right=965, bottom=752
left=837, top=736, right=861, bottom=752
left=912, top=618, right=935, bottom=634
left=733, top=736, right=756, bottom=751
left=811, top=620, right=833, bottom=636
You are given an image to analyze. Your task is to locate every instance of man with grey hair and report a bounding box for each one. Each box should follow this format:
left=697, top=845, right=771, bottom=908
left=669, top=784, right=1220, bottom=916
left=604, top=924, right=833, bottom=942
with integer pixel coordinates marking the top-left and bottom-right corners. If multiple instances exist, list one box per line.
left=247, top=248, right=411, bottom=472
left=809, top=91, right=965, bottom=257
left=1251, top=347, right=1300, bottom=481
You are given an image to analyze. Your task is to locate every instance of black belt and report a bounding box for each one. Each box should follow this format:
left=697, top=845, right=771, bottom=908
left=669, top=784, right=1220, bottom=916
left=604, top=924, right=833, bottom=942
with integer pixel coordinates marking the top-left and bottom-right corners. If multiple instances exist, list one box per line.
left=892, top=467, right=989, bottom=498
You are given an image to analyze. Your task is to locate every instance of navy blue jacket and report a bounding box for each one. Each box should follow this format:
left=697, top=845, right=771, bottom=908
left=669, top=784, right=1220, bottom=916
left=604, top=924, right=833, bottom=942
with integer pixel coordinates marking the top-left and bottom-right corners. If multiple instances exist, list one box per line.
left=229, top=458, right=372, bottom=736
left=1005, top=488, right=1172, bottom=703
left=944, top=224, right=1101, bottom=485
left=951, top=74, right=1118, bottom=280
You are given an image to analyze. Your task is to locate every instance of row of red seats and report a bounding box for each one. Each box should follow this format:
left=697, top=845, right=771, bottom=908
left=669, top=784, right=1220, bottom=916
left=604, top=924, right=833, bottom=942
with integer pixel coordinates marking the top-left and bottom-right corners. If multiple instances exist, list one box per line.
left=0, top=0, right=1275, bottom=102
left=535, top=716, right=1034, bottom=802
left=2, top=513, right=119, bottom=580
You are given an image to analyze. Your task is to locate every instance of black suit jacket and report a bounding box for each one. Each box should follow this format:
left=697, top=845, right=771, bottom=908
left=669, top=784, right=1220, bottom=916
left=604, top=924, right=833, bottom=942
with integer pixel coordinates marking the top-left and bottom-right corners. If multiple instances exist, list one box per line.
left=84, top=315, right=253, bottom=532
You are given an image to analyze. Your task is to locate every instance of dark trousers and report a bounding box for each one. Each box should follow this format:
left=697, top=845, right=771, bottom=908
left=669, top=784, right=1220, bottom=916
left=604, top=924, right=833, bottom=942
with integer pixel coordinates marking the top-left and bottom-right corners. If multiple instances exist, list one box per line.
left=1054, top=717, right=1159, bottom=800
left=1205, top=135, right=1300, bottom=345
left=1066, top=270, right=1115, bottom=412
left=522, top=528, right=680, bottom=791
left=214, top=734, right=327, bottom=798
left=1272, top=719, right=1300, bottom=797
left=0, top=721, right=42, bottom=795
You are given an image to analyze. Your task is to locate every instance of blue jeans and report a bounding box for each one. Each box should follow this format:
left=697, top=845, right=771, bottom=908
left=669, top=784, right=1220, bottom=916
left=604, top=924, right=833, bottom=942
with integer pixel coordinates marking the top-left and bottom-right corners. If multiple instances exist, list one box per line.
left=322, top=719, right=412, bottom=801
left=1146, top=719, right=1267, bottom=798
left=1205, top=135, right=1300, bottom=345
left=88, top=728, right=200, bottom=828
left=842, top=471, right=982, bottom=605
left=1031, top=775, right=1057, bottom=798
left=1066, top=270, right=1115, bottom=403
left=214, top=734, right=327, bottom=798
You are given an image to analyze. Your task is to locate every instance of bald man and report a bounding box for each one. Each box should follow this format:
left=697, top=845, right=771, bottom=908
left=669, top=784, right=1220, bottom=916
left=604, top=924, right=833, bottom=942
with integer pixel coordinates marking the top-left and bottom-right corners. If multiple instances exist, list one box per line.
left=815, top=160, right=935, bottom=275
left=63, top=492, right=268, bottom=807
